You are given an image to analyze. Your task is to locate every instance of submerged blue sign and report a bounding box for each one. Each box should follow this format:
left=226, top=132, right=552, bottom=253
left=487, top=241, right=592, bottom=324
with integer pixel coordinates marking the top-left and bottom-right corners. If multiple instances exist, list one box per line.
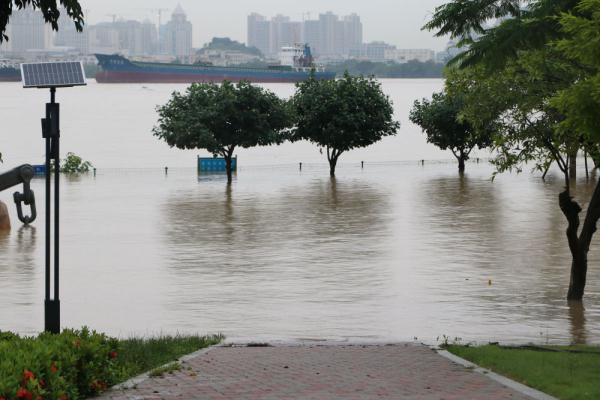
left=198, top=156, right=237, bottom=172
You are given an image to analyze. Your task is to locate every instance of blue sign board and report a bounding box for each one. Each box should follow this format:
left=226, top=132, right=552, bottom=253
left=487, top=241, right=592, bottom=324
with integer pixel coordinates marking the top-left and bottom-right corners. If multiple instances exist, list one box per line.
left=198, top=156, right=237, bottom=172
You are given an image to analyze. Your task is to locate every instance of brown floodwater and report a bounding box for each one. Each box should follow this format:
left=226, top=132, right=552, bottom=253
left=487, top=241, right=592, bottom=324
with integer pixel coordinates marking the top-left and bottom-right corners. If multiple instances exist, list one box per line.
left=0, top=163, right=598, bottom=344
left=0, top=80, right=598, bottom=344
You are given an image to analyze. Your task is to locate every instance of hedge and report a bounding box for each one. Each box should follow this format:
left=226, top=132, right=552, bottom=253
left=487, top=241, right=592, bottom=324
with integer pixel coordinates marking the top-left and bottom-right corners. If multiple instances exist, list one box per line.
left=0, top=328, right=120, bottom=400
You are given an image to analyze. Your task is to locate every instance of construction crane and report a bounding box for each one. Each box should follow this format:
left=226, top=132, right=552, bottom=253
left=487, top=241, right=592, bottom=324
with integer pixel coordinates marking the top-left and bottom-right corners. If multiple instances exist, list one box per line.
left=106, top=14, right=118, bottom=23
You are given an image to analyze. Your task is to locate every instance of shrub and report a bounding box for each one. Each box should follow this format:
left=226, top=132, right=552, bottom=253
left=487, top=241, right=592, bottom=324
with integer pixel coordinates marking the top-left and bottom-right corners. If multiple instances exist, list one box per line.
left=0, top=328, right=120, bottom=400
left=60, top=153, right=93, bottom=174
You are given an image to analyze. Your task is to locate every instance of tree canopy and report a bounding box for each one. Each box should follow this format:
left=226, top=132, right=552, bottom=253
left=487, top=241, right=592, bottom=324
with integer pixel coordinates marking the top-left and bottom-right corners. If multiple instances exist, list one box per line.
left=0, top=0, right=84, bottom=42
left=410, top=90, right=493, bottom=172
left=153, top=80, right=291, bottom=183
left=291, top=73, right=400, bottom=176
left=424, top=0, right=600, bottom=300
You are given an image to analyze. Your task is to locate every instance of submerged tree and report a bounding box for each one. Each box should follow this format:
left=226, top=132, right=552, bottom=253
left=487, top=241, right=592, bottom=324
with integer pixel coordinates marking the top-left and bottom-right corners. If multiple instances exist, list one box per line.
left=154, top=80, right=291, bottom=183
left=410, top=91, right=492, bottom=172
left=291, top=73, right=399, bottom=177
left=425, top=0, right=600, bottom=300
left=0, top=0, right=84, bottom=42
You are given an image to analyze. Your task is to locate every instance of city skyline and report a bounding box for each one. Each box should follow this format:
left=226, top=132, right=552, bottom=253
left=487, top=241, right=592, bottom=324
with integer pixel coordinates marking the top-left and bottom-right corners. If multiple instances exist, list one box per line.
left=57, top=0, right=448, bottom=51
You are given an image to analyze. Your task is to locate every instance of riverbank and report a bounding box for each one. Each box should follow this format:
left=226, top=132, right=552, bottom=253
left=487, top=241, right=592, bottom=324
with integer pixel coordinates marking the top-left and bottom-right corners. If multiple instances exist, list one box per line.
left=446, top=344, right=600, bottom=400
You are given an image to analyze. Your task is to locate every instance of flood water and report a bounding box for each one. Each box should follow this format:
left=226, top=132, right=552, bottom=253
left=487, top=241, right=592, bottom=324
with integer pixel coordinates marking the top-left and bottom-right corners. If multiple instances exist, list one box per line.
left=0, top=80, right=599, bottom=344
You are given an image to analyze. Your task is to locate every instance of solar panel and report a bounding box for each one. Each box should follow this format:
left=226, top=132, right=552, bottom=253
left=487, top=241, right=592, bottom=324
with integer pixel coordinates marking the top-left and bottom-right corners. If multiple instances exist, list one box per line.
left=21, top=62, right=87, bottom=88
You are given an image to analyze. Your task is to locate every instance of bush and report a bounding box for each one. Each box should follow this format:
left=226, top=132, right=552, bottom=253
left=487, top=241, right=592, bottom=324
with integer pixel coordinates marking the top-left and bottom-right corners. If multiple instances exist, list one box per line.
left=0, top=328, right=120, bottom=400
left=60, top=153, right=93, bottom=174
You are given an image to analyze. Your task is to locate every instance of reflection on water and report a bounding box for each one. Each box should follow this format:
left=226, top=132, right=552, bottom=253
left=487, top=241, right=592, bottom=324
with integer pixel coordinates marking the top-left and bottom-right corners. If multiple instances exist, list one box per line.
left=568, top=301, right=587, bottom=345
left=159, top=177, right=392, bottom=338
left=0, top=163, right=599, bottom=344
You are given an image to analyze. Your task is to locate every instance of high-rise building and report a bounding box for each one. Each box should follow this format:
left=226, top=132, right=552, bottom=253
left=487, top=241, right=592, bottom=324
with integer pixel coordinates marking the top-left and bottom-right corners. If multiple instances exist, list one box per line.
left=247, top=13, right=270, bottom=56
left=9, top=8, right=50, bottom=52
left=55, top=8, right=89, bottom=54
left=318, top=12, right=338, bottom=56
left=341, top=14, right=362, bottom=55
left=88, top=22, right=119, bottom=54
left=161, top=4, right=193, bottom=59
left=303, top=19, right=320, bottom=55
left=248, top=12, right=362, bottom=59
left=141, top=20, right=158, bottom=55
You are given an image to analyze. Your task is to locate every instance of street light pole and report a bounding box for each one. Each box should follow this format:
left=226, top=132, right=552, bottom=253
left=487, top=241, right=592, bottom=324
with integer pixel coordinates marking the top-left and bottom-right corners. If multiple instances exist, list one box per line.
left=43, top=87, right=60, bottom=334
left=21, top=61, right=87, bottom=334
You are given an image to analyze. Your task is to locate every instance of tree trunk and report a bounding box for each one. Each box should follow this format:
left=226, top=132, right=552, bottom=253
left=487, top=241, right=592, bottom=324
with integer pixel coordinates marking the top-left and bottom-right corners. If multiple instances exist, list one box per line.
left=225, top=155, right=233, bottom=184
left=327, top=147, right=341, bottom=177
left=559, top=177, right=600, bottom=300
left=329, top=157, right=337, bottom=177
left=569, top=150, right=577, bottom=181
left=458, top=157, right=465, bottom=173
left=223, top=146, right=235, bottom=184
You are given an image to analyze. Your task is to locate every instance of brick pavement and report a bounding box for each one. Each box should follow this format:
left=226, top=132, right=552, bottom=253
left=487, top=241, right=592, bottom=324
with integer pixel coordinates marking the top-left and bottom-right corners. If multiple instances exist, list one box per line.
left=99, top=344, right=534, bottom=400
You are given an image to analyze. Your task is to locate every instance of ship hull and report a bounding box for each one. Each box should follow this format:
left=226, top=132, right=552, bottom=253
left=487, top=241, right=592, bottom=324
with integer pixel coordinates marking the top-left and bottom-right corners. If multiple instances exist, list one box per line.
left=0, top=68, right=20, bottom=82
left=94, top=54, right=335, bottom=84
left=95, top=71, right=319, bottom=83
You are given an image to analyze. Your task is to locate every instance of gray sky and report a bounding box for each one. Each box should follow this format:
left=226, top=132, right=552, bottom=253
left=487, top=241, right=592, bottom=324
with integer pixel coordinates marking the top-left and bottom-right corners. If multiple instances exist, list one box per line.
left=80, top=0, right=449, bottom=51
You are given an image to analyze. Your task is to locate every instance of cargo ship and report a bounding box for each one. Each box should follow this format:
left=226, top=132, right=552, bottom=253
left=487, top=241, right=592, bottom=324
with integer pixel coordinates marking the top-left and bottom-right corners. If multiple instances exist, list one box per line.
left=95, top=44, right=335, bottom=84
left=0, top=63, right=20, bottom=82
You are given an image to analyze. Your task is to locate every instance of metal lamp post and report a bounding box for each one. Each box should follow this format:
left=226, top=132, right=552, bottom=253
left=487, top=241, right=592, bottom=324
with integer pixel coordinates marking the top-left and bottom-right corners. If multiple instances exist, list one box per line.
left=21, top=62, right=87, bottom=333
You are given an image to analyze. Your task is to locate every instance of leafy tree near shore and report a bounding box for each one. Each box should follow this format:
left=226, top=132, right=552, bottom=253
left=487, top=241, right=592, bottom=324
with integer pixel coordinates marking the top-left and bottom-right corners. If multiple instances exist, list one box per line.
left=424, top=0, right=600, bottom=300
left=291, top=73, right=400, bottom=177
left=153, top=80, right=291, bottom=183
left=410, top=90, right=493, bottom=172
left=0, top=0, right=84, bottom=42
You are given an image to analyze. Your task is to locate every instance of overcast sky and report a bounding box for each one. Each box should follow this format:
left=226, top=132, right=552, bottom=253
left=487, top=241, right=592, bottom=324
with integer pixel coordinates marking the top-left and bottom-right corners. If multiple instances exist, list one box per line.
left=79, top=0, right=450, bottom=51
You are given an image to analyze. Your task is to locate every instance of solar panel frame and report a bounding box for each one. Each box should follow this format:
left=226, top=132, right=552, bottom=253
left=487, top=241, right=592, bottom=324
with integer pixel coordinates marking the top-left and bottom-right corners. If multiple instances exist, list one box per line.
left=21, top=61, right=87, bottom=88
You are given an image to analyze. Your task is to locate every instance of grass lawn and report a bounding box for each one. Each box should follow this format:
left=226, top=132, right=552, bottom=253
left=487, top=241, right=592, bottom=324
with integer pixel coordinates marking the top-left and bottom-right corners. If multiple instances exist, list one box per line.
left=446, top=344, right=600, bottom=400
left=116, top=334, right=223, bottom=381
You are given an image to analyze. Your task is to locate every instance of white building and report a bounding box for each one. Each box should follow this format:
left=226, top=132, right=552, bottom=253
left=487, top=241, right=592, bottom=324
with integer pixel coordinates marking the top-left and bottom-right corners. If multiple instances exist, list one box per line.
left=8, top=8, right=51, bottom=53
left=247, top=13, right=270, bottom=56
left=384, top=48, right=436, bottom=63
left=247, top=12, right=363, bottom=59
left=55, top=8, right=89, bottom=54
left=161, top=4, right=193, bottom=60
left=88, top=22, right=120, bottom=54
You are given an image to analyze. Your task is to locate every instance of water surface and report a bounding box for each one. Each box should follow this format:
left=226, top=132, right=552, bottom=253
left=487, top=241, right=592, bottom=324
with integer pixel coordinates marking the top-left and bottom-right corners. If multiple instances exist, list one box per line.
left=0, top=80, right=598, bottom=344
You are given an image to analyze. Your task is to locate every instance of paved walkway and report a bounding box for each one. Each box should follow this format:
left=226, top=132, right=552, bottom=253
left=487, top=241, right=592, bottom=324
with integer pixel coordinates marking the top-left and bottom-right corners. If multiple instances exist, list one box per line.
left=100, top=344, right=533, bottom=400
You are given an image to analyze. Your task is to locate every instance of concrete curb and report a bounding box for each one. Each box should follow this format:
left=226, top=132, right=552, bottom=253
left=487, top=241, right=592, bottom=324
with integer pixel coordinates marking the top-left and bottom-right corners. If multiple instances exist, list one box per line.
left=436, top=349, right=558, bottom=400
left=111, top=343, right=225, bottom=391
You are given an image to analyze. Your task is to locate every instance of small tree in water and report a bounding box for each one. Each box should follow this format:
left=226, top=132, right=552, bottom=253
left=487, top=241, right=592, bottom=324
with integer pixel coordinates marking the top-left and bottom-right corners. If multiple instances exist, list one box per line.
left=291, top=73, right=399, bottom=177
left=154, top=81, right=291, bottom=183
left=410, top=91, right=492, bottom=172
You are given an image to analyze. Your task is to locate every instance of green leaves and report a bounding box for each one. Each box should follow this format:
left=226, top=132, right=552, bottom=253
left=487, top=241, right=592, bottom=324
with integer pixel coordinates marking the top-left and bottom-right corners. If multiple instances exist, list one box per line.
left=551, top=0, right=600, bottom=141
left=409, top=90, right=493, bottom=161
left=60, top=152, right=92, bottom=174
left=153, top=81, right=291, bottom=158
left=0, top=328, right=120, bottom=400
left=290, top=74, right=400, bottom=158
left=423, top=0, right=522, bottom=39
left=0, top=0, right=85, bottom=43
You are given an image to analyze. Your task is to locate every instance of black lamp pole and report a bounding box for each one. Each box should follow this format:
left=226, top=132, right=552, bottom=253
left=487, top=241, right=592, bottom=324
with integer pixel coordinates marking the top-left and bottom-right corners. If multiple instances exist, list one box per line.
left=43, top=87, right=60, bottom=334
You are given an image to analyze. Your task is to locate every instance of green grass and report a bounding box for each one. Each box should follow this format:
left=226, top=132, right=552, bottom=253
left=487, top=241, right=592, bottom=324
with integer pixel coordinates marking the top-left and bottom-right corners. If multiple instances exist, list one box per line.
left=116, top=334, right=223, bottom=381
left=446, top=344, right=600, bottom=400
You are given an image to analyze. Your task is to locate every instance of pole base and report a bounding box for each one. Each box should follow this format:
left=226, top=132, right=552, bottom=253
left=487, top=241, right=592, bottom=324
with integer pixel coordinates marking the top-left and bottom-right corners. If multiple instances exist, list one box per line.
left=45, top=299, right=60, bottom=334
